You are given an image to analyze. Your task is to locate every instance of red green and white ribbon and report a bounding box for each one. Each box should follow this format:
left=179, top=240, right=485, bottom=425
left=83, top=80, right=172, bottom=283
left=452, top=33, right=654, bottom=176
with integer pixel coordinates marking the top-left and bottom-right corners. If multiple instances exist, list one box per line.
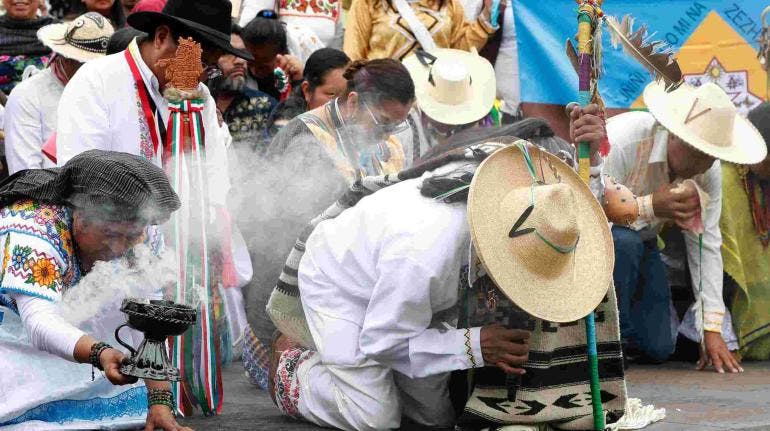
left=165, top=98, right=223, bottom=416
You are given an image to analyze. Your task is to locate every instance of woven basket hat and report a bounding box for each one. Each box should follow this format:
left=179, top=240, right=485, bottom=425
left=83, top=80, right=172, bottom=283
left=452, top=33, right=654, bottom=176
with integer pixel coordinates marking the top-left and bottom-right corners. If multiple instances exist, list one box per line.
left=467, top=141, right=613, bottom=322
left=644, top=80, right=767, bottom=165
left=37, top=12, right=114, bottom=63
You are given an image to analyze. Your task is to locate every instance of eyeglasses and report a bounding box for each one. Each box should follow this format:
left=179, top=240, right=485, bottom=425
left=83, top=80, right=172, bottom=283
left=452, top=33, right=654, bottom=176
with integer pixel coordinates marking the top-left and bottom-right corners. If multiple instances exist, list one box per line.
left=361, top=101, right=409, bottom=135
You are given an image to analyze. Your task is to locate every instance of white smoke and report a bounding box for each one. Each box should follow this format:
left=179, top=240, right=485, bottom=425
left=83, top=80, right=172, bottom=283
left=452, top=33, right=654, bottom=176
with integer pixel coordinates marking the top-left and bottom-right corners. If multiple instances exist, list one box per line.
left=226, top=129, right=372, bottom=343
left=59, top=244, right=177, bottom=330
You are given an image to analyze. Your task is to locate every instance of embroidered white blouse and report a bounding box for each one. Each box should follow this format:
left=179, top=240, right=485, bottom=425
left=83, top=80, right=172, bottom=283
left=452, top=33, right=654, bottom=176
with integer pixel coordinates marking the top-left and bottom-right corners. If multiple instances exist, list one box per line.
left=54, top=39, right=231, bottom=207
left=4, top=68, right=61, bottom=174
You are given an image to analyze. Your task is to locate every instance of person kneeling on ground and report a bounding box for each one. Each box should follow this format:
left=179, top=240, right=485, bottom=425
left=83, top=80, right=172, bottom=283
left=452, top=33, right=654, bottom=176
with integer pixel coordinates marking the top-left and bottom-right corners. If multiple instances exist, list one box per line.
left=604, top=81, right=767, bottom=372
left=0, top=150, right=190, bottom=430
left=265, top=106, right=627, bottom=430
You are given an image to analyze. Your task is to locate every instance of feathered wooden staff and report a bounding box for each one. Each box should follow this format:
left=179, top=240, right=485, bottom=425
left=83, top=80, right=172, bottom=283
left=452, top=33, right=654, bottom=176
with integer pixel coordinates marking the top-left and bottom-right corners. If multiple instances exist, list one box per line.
left=565, top=2, right=605, bottom=429
left=604, top=15, right=683, bottom=91
left=565, top=11, right=683, bottom=430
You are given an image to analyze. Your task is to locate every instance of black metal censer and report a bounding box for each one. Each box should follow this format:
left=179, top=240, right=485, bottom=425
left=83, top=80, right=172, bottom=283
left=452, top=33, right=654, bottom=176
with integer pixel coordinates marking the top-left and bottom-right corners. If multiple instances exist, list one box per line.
left=115, top=298, right=197, bottom=381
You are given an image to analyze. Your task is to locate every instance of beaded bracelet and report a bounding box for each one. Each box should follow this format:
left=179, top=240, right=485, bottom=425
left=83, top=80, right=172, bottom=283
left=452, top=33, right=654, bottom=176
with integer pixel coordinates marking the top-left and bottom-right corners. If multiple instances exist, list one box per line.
left=147, top=389, right=176, bottom=415
left=89, top=342, right=112, bottom=381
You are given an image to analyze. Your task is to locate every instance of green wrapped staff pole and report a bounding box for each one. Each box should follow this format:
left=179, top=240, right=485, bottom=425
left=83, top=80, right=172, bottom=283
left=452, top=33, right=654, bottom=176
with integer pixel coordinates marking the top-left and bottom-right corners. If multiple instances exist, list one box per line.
left=575, top=0, right=605, bottom=429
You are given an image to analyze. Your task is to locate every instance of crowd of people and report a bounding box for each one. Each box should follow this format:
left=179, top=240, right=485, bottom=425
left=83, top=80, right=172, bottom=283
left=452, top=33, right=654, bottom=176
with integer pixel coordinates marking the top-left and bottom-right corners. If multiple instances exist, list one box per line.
left=0, top=0, right=768, bottom=429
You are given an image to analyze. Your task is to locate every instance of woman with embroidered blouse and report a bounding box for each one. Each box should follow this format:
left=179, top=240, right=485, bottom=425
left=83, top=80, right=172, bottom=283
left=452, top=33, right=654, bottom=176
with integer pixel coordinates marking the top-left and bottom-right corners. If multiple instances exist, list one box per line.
left=343, top=0, right=498, bottom=61
left=0, top=150, right=191, bottom=431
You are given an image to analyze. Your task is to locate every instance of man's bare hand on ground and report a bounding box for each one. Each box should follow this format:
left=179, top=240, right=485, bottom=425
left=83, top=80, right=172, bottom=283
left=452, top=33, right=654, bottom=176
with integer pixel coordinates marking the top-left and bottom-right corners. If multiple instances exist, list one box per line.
left=697, top=331, right=744, bottom=374
left=480, top=324, right=530, bottom=375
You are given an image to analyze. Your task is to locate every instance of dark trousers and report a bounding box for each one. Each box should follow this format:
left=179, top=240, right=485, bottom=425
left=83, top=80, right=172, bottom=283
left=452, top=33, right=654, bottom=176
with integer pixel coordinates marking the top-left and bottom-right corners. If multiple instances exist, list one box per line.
left=611, top=226, right=675, bottom=361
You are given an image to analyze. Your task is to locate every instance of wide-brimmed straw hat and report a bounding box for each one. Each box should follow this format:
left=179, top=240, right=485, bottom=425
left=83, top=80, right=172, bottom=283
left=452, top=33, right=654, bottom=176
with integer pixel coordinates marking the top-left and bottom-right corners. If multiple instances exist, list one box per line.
left=128, top=0, right=254, bottom=61
left=467, top=141, right=613, bottom=322
left=403, top=48, right=495, bottom=126
left=644, top=80, right=767, bottom=165
left=37, top=12, right=115, bottom=62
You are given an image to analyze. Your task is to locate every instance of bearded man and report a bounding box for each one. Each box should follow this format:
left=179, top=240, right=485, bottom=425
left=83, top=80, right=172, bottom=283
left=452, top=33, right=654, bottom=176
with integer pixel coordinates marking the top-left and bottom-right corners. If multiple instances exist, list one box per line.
left=211, top=24, right=278, bottom=146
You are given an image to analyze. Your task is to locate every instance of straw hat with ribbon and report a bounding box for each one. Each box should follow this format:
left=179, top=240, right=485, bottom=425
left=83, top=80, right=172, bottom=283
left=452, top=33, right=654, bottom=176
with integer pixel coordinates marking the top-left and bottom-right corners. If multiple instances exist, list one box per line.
left=467, top=141, right=613, bottom=322
left=403, top=48, right=496, bottom=126
left=37, top=12, right=115, bottom=63
left=644, top=80, right=768, bottom=165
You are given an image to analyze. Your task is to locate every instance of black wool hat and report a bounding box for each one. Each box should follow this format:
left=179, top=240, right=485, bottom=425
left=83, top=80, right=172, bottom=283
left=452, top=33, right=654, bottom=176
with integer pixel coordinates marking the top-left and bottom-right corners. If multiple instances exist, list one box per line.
left=128, top=0, right=254, bottom=61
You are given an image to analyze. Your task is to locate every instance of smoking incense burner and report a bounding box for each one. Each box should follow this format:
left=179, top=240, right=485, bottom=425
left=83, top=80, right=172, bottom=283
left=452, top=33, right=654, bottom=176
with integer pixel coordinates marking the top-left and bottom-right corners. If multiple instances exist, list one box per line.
left=115, top=298, right=196, bottom=381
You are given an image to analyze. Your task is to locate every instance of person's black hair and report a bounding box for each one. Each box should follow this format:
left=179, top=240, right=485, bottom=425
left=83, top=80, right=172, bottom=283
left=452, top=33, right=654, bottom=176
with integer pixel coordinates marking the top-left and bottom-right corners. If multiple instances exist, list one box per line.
left=107, top=27, right=146, bottom=54
left=303, top=48, right=350, bottom=93
left=748, top=102, right=770, bottom=152
left=73, top=0, right=127, bottom=27
left=240, top=15, right=288, bottom=54
left=231, top=22, right=243, bottom=37
left=265, top=96, right=308, bottom=138
left=341, top=58, right=415, bottom=106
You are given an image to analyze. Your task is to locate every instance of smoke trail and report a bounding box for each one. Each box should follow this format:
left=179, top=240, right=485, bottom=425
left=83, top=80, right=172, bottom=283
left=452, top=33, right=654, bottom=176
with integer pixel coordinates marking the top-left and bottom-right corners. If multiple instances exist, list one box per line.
left=226, top=128, right=368, bottom=343
left=59, top=244, right=177, bottom=330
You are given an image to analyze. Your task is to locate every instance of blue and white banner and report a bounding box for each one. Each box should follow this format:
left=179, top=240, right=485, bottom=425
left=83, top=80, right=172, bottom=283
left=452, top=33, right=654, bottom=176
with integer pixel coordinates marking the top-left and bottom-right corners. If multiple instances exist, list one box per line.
left=513, top=0, right=768, bottom=112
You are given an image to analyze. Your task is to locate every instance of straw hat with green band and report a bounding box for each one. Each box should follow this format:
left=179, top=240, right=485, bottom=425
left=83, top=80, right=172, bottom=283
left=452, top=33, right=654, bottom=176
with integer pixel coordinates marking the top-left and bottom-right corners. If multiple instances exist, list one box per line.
left=467, top=141, right=613, bottom=323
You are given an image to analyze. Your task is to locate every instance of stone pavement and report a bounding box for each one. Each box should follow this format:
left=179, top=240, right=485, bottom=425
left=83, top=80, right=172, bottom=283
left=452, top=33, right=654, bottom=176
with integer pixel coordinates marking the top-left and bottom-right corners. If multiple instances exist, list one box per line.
left=628, top=362, right=770, bottom=430
left=178, top=362, right=770, bottom=430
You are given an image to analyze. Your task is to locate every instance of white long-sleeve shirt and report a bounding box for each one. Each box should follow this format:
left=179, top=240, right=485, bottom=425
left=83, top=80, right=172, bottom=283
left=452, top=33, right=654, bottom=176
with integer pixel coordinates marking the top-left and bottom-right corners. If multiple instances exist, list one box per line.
left=4, top=68, right=61, bottom=174
left=606, top=111, right=725, bottom=332
left=55, top=39, right=231, bottom=207
left=10, top=293, right=84, bottom=362
left=298, top=177, right=484, bottom=379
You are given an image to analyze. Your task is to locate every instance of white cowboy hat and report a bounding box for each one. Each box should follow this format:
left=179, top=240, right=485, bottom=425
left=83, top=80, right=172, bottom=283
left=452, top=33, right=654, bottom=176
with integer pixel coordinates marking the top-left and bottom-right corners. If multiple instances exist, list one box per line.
left=467, top=141, right=613, bottom=322
left=37, top=12, right=114, bottom=63
left=403, top=48, right=496, bottom=126
left=643, top=80, right=768, bottom=165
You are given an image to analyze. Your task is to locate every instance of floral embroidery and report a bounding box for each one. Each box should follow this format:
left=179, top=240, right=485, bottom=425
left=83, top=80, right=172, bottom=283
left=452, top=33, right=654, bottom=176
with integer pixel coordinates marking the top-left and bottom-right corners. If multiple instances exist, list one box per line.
left=7, top=245, right=61, bottom=292
left=0, top=200, right=81, bottom=299
left=30, top=257, right=59, bottom=289
left=0, top=54, right=51, bottom=94
left=11, top=245, right=31, bottom=270
left=134, top=82, right=155, bottom=160
left=34, top=205, right=57, bottom=225
left=280, top=0, right=339, bottom=20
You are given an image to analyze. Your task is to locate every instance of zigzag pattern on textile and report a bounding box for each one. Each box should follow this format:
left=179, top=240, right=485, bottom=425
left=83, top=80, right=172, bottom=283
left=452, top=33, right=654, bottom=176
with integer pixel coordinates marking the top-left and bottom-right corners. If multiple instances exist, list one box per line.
left=0, top=225, right=67, bottom=257
left=0, top=386, right=146, bottom=426
left=458, top=273, right=626, bottom=430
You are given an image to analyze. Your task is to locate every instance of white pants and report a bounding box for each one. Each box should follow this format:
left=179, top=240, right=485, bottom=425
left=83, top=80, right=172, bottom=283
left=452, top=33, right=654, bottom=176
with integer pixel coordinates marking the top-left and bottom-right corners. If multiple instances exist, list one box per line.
left=294, top=306, right=454, bottom=431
